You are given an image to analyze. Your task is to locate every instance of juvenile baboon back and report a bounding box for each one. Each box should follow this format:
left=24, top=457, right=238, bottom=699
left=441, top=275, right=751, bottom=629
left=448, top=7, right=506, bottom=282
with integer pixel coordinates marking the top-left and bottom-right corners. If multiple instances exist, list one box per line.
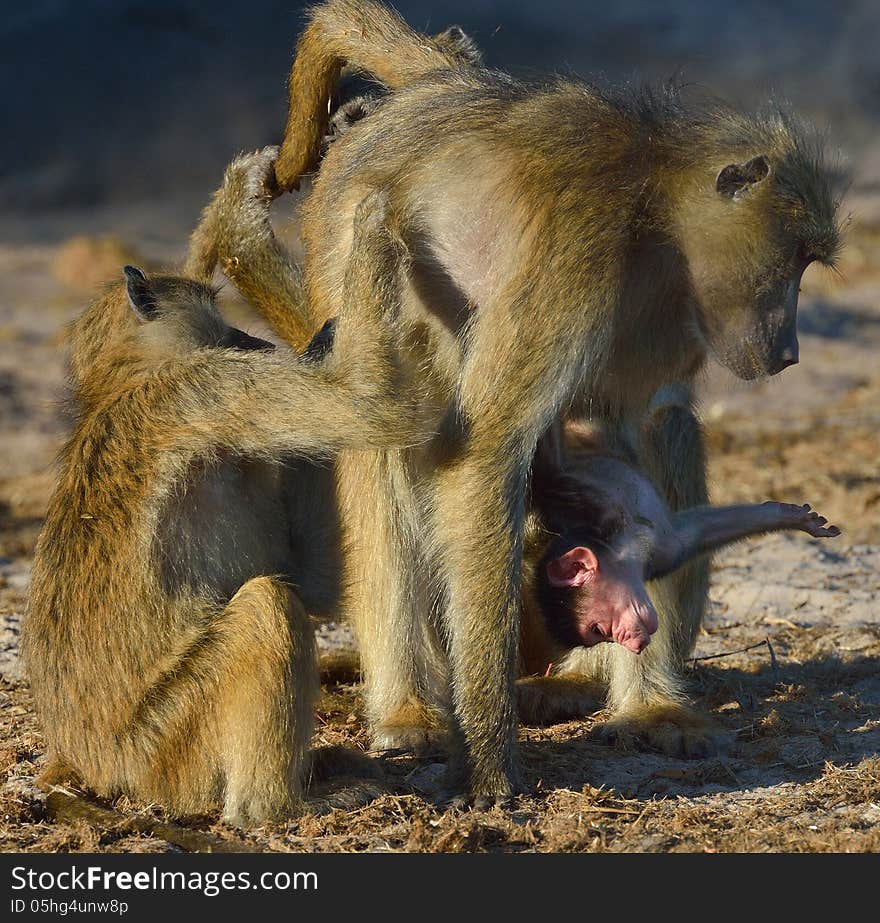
left=24, top=175, right=418, bottom=826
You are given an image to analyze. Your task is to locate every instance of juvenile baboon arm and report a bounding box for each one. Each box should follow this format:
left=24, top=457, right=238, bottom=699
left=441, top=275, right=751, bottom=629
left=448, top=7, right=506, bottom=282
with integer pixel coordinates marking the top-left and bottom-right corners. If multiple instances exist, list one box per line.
left=176, top=193, right=417, bottom=454
left=275, top=0, right=471, bottom=188
left=650, top=502, right=841, bottom=578
left=184, top=147, right=316, bottom=352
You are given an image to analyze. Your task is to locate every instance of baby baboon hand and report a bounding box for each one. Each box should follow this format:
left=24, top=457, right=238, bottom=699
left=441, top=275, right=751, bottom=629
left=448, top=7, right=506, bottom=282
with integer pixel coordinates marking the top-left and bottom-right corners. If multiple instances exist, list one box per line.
left=768, top=502, right=841, bottom=538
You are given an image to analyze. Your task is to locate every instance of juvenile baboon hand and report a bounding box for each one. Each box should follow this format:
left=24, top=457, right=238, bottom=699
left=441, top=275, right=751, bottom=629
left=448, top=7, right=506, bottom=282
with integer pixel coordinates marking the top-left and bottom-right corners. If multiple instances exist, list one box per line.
left=229, top=145, right=283, bottom=202
left=767, top=502, right=841, bottom=538
left=214, top=147, right=283, bottom=269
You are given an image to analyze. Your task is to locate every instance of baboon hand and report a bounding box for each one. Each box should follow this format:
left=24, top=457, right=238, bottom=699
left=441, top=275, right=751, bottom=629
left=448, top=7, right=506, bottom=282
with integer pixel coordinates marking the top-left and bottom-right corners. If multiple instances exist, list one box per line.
left=767, top=502, right=841, bottom=538
left=225, top=146, right=282, bottom=205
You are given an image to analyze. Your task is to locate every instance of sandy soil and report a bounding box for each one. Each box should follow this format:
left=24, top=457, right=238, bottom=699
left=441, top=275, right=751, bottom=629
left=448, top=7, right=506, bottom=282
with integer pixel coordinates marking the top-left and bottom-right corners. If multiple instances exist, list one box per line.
left=0, top=200, right=878, bottom=853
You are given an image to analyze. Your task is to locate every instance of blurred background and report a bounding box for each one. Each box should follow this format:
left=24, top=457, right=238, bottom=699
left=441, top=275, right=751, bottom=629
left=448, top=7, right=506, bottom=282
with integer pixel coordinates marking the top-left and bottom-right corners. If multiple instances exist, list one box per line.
left=4, top=0, right=880, bottom=242
left=0, top=1, right=878, bottom=547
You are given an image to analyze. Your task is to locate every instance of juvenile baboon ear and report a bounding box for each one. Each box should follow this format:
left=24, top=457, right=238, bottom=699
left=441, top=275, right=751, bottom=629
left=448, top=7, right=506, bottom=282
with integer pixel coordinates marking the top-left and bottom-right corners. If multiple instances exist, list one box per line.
left=124, top=265, right=159, bottom=321
left=546, top=546, right=599, bottom=588
left=715, top=155, right=771, bottom=200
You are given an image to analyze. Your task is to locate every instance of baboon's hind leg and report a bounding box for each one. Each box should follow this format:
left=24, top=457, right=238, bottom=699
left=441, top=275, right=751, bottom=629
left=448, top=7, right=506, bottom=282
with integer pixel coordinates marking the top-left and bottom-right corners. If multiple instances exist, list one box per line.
left=214, top=577, right=319, bottom=826
left=130, top=576, right=318, bottom=825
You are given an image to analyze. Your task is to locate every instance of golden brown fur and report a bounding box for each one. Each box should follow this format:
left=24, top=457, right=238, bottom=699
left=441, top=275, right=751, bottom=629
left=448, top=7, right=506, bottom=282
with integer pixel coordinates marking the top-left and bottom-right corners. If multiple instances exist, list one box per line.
left=23, top=179, right=418, bottom=826
left=268, top=1, right=841, bottom=803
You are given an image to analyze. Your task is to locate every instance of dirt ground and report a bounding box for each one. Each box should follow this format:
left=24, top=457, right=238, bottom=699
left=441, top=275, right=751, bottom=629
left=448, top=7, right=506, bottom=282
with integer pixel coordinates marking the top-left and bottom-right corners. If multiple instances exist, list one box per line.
left=0, top=192, right=878, bottom=854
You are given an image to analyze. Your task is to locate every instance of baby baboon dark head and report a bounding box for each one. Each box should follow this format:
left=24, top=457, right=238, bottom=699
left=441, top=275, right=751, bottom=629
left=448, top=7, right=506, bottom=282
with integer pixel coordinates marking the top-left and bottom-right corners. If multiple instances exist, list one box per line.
left=123, top=266, right=275, bottom=354
left=533, top=464, right=658, bottom=655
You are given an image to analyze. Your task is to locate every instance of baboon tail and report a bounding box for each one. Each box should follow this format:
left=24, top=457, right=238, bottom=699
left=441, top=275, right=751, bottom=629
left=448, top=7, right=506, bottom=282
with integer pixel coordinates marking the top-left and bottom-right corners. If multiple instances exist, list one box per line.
left=642, top=384, right=709, bottom=512
left=275, top=0, right=468, bottom=189
left=641, top=384, right=710, bottom=662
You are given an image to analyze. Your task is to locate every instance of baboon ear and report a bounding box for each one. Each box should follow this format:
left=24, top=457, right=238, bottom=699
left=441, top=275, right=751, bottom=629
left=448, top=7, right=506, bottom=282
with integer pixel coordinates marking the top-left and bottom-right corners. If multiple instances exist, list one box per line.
left=715, top=155, right=771, bottom=200
left=546, top=546, right=599, bottom=588
left=124, top=265, right=159, bottom=321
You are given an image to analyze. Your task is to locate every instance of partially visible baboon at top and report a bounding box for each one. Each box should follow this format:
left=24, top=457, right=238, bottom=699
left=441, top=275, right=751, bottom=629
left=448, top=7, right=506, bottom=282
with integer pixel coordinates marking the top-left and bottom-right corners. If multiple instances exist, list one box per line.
left=23, top=171, right=418, bottom=827
left=269, top=0, right=841, bottom=804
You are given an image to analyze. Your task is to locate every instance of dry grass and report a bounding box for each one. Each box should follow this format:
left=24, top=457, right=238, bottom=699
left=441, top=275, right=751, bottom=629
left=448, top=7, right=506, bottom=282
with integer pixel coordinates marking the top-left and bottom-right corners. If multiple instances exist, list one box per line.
left=0, top=216, right=878, bottom=854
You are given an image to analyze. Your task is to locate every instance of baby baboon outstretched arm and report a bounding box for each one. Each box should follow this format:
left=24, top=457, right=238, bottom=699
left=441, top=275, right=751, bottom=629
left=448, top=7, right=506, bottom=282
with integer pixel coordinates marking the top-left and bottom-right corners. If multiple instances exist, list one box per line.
left=650, top=502, right=841, bottom=579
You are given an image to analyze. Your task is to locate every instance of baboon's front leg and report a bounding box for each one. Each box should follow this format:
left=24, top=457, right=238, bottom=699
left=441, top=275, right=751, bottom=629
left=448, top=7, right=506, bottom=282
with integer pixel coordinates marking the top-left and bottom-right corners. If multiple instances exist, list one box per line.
left=433, top=434, right=533, bottom=802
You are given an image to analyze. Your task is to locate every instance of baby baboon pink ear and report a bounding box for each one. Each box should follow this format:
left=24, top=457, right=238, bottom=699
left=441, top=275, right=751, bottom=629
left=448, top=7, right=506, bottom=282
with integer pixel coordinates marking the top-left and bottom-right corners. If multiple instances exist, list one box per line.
left=716, top=155, right=771, bottom=200
left=546, top=546, right=599, bottom=588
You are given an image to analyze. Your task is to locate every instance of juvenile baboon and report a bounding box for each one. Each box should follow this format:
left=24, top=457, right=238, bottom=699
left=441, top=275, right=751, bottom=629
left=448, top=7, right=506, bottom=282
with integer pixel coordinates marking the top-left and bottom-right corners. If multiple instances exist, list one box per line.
left=516, top=412, right=841, bottom=731
left=23, top=185, right=417, bottom=826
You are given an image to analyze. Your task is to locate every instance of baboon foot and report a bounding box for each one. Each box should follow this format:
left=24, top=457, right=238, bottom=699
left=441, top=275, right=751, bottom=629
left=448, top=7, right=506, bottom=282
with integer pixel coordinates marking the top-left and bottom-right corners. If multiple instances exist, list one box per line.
left=369, top=698, right=446, bottom=755
left=370, top=725, right=441, bottom=755
left=769, top=501, right=841, bottom=538
left=516, top=674, right=604, bottom=726
left=595, top=703, right=720, bottom=759
left=443, top=791, right=516, bottom=812
left=222, top=789, right=298, bottom=829
left=309, top=745, right=383, bottom=782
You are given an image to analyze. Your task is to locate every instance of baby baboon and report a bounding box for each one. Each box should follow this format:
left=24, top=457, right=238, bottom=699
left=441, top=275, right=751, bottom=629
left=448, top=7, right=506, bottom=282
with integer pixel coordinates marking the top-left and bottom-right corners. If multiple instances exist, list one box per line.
left=23, top=186, right=416, bottom=827
left=516, top=413, right=840, bottom=733
left=270, top=0, right=842, bottom=803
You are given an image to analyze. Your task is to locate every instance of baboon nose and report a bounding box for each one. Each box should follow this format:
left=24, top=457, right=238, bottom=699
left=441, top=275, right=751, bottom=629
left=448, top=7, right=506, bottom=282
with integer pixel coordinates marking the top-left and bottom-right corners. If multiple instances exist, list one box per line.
left=768, top=347, right=798, bottom=375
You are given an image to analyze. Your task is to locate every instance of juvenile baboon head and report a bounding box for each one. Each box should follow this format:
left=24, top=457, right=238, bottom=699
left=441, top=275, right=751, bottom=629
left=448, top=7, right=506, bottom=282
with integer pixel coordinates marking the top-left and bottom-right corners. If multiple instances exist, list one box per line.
left=124, top=266, right=275, bottom=354
left=67, top=267, right=274, bottom=384
left=675, top=116, right=841, bottom=380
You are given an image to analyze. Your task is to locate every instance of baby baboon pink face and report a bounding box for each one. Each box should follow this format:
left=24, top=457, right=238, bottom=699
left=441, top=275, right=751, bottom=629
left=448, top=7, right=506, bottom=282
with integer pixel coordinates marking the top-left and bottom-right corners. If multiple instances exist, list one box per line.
left=545, top=547, right=659, bottom=654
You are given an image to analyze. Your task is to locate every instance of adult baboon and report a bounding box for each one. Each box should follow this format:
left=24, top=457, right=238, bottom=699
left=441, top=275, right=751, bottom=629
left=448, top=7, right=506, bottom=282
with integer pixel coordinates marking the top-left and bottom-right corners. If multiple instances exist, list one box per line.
left=23, top=180, right=417, bottom=827
left=211, top=141, right=839, bottom=769
left=278, top=0, right=844, bottom=803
